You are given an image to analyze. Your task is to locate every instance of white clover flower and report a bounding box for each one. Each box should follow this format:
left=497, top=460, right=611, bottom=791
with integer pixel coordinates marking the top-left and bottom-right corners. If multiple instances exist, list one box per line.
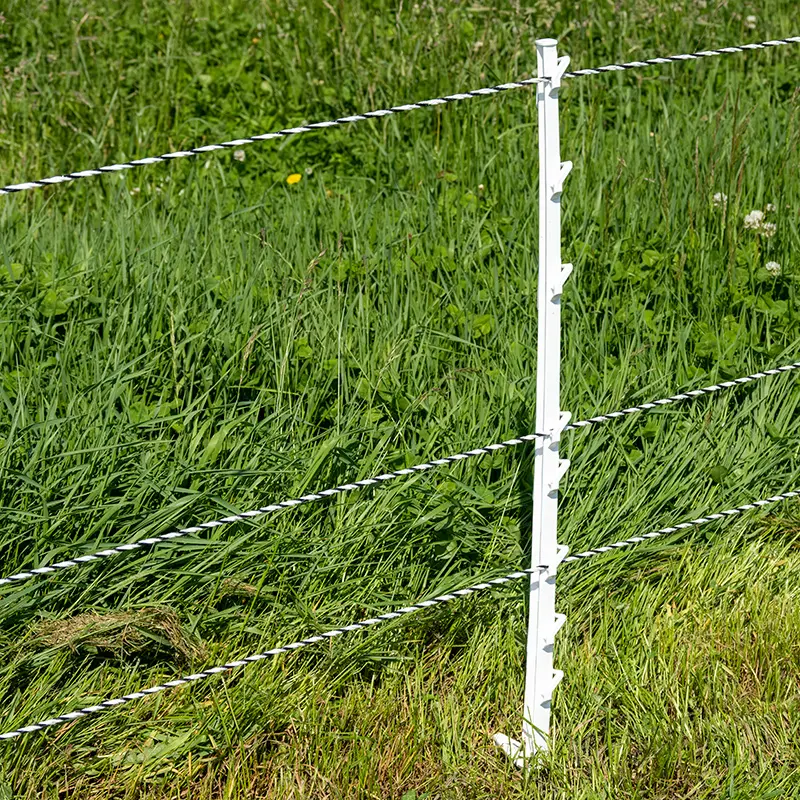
left=761, top=222, right=777, bottom=238
left=765, top=261, right=781, bottom=276
left=744, top=209, right=764, bottom=229
left=712, top=192, right=727, bottom=207
left=744, top=15, right=757, bottom=29
left=233, top=149, right=246, bottom=162
left=766, top=202, right=776, bottom=212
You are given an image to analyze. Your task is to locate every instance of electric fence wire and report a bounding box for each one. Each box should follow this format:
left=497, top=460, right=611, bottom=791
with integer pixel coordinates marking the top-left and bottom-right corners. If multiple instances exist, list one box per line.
left=3, top=31, right=800, bottom=745
left=2, top=487, right=797, bottom=741
left=2, top=361, right=798, bottom=590
left=1, top=36, right=797, bottom=197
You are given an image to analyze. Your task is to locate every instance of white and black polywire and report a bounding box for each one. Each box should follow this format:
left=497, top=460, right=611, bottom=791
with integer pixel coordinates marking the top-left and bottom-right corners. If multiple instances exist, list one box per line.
left=1, top=361, right=798, bottom=591
left=2, top=487, right=797, bottom=741
left=1, top=36, right=797, bottom=197
left=562, top=37, right=800, bottom=77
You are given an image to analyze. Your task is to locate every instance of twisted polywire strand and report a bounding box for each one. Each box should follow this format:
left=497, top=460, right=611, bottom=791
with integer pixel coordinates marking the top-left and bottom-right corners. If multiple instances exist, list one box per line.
left=2, top=487, right=797, bottom=740
left=1, top=36, right=798, bottom=197
left=2, top=361, right=798, bottom=590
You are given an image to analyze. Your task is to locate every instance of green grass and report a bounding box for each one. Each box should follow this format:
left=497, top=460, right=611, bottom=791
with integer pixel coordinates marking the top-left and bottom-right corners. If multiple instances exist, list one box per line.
left=1, top=0, right=800, bottom=797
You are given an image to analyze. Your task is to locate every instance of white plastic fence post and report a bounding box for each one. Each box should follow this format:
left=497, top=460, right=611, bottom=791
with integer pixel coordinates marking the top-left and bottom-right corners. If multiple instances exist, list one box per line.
left=493, top=37, right=571, bottom=771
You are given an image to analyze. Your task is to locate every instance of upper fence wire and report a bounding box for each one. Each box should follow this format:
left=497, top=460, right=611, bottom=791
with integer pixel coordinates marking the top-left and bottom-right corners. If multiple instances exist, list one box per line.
left=1, top=36, right=797, bottom=197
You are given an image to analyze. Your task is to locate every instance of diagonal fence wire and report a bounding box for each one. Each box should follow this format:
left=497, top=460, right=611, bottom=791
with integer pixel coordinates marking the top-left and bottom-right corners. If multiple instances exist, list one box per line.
left=2, top=32, right=799, bottom=746
left=1, top=361, right=798, bottom=591
left=562, top=37, right=800, bottom=76
left=2, top=487, right=797, bottom=741
left=1, top=36, right=797, bottom=197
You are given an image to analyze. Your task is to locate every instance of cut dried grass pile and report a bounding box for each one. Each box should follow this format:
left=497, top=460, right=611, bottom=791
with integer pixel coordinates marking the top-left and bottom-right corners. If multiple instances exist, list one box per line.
left=32, top=607, right=206, bottom=666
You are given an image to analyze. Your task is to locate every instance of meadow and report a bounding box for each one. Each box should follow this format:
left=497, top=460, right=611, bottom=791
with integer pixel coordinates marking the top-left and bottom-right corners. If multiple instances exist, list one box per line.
left=1, top=0, right=800, bottom=797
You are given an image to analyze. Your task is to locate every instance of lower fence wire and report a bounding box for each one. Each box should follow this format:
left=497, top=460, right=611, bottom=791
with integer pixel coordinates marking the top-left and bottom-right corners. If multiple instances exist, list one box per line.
left=2, top=488, right=797, bottom=741
left=2, top=360, right=798, bottom=591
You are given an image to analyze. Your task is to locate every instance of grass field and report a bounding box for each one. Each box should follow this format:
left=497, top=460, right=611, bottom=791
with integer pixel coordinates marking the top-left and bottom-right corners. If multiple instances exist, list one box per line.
left=1, top=1, right=800, bottom=797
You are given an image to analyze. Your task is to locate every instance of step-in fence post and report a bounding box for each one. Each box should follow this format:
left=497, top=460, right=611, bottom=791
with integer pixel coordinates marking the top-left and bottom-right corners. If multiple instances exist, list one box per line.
left=494, top=37, right=572, bottom=771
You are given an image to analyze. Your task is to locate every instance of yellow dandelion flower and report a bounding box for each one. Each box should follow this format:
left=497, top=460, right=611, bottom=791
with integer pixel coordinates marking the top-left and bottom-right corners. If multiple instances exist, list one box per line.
left=286, top=173, right=302, bottom=185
